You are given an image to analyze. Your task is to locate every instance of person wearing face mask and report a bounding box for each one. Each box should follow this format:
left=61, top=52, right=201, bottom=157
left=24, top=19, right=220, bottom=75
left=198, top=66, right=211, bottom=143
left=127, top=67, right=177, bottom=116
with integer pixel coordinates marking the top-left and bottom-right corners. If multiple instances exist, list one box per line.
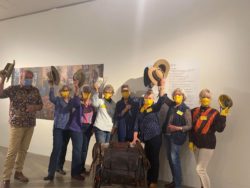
left=44, top=84, right=72, bottom=181
left=162, top=88, right=192, bottom=188
left=92, top=83, right=116, bottom=143
left=132, top=79, right=174, bottom=188
left=69, top=83, right=96, bottom=175
left=189, top=89, right=229, bottom=188
left=0, top=70, right=43, bottom=188
left=114, top=84, right=140, bottom=142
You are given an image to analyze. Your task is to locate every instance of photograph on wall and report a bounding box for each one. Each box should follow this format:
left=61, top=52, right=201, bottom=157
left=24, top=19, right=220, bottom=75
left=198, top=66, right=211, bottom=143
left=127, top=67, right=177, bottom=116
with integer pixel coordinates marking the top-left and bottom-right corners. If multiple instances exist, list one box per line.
left=11, top=64, right=104, bottom=120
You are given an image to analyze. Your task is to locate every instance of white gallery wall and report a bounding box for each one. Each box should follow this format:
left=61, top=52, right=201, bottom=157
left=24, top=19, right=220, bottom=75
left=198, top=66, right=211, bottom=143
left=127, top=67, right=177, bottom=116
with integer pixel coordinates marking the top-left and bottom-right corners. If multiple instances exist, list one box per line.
left=0, top=0, right=250, bottom=187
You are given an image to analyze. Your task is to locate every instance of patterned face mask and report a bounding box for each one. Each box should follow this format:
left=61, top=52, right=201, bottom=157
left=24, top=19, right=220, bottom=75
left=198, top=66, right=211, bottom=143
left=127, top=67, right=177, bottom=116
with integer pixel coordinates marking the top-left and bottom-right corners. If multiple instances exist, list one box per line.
left=200, top=97, right=211, bottom=107
left=23, top=79, right=32, bottom=86
left=174, top=95, right=183, bottom=104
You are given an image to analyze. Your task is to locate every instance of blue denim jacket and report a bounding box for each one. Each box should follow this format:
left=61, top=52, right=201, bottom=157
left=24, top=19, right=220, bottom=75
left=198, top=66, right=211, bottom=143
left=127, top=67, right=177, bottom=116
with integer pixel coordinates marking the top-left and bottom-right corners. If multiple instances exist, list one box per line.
left=49, top=88, right=71, bottom=130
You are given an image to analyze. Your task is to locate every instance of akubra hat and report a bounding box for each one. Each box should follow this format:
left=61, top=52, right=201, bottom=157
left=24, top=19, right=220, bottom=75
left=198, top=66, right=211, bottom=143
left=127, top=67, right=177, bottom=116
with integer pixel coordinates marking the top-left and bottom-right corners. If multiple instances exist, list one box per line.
left=47, top=66, right=60, bottom=85
left=218, top=94, right=233, bottom=109
left=73, top=69, right=85, bottom=87
left=1, top=60, right=15, bottom=82
left=153, top=59, right=170, bottom=78
left=147, top=66, right=164, bottom=86
left=143, top=67, right=152, bottom=87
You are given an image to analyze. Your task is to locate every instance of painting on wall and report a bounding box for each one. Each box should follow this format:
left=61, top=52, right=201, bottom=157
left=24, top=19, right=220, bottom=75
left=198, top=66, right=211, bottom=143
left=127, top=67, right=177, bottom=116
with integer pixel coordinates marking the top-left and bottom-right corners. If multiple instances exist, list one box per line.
left=11, top=64, right=104, bottom=120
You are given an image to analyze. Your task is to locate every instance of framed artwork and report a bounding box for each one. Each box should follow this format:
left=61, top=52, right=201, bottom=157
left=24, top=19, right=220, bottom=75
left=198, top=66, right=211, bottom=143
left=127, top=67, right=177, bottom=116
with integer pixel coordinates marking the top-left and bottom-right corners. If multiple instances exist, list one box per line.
left=11, top=64, right=104, bottom=120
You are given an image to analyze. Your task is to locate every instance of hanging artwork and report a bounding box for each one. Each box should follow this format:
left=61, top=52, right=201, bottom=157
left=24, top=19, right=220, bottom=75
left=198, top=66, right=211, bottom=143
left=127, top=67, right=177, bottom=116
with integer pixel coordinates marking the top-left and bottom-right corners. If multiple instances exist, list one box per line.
left=11, top=64, right=104, bottom=120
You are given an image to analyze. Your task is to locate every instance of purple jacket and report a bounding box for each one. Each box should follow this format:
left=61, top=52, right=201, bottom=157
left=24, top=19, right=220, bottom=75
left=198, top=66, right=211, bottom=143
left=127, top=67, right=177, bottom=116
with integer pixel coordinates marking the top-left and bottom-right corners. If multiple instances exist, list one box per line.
left=68, top=95, right=96, bottom=132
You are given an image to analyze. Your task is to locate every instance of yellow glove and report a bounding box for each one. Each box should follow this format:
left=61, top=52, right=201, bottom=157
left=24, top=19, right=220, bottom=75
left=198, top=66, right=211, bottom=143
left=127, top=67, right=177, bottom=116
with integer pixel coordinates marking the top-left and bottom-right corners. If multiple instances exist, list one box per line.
left=188, top=142, right=195, bottom=152
left=220, top=107, right=229, bottom=116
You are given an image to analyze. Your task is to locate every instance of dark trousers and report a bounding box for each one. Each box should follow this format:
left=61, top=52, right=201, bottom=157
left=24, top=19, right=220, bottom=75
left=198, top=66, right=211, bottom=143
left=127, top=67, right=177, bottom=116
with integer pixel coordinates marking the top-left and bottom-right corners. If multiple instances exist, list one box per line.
left=57, top=130, right=83, bottom=176
left=144, top=134, right=162, bottom=184
left=81, top=124, right=93, bottom=172
left=117, top=119, right=134, bottom=142
left=57, top=129, right=70, bottom=171
left=70, top=131, right=83, bottom=176
left=47, top=128, right=64, bottom=177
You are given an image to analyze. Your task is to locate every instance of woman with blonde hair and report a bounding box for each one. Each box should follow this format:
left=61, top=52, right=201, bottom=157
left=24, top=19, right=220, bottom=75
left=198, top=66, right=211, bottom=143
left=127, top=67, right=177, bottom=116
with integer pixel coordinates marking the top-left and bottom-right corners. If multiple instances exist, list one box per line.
left=189, top=89, right=229, bottom=188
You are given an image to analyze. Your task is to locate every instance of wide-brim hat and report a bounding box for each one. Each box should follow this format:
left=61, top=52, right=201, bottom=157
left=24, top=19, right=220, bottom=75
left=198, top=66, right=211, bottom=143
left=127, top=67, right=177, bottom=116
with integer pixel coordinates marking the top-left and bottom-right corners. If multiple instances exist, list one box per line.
left=3, top=60, right=15, bottom=82
left=82, top=84, right=92, bottom=93
left=73, top=69, right=85, bottom=87
left=47, top=66, right=60, bottom=85
left=148, top=67, right=164, bottom=86
left=143, top=67, right=152, bottom=87
left=153, top=59, right=170, bottom=78
left=218, top=94, right=233, bottom=109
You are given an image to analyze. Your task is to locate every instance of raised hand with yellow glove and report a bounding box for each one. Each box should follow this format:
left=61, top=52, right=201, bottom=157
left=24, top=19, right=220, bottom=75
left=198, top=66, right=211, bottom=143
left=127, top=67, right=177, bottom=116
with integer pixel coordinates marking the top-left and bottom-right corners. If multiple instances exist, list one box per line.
left=220, top=107, right=230, bottom=116
left=188, top=142, right=196, bottom=152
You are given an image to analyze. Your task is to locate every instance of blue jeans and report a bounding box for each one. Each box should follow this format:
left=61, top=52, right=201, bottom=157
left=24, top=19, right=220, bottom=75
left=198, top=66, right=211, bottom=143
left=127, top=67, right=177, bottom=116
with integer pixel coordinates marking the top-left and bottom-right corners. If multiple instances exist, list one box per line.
left=81, top=124, right=93, bottom=172
left=57, top=129, right=70, bottom=171
left=48, top=128, right=64, bottom=177
left=94, top=127, right=111, bottom=143
left=70, top=131, right=83, bottom=176
left=165, top=135, right=182, bottom=188
left=57, top=130, right=83, bottom=176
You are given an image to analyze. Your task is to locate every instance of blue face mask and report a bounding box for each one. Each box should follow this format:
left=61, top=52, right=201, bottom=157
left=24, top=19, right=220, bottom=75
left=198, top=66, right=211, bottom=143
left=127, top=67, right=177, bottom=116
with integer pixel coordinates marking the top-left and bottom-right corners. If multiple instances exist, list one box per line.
left=24, top=79, right=32, bottom=86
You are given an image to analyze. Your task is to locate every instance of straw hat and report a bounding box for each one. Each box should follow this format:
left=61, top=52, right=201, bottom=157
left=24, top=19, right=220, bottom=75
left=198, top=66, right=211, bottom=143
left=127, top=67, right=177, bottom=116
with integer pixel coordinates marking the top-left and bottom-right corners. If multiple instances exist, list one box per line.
left=147, top=67, right=164, bottom=86
left=143, top=59, right=170, bottom=87
left=153, top=59, right=170, bottom=78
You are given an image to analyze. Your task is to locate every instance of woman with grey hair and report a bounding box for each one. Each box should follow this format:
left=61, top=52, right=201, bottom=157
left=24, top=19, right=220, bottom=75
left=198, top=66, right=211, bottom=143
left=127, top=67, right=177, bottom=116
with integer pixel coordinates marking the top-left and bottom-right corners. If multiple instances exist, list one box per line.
left=132, top=79, right=175, bottom=188
left=189, top=89, right=229, bottom=188
left=92, top=83, right=116, bottom=143
left=163, top=88, right=192, bottom=188
left=44, top=84, right=73, bottom=181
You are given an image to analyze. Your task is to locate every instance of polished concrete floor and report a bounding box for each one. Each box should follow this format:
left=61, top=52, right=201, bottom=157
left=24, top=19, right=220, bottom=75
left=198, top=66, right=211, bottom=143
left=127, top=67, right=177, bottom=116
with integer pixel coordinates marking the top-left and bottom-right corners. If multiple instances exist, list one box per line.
left=0, top=146, right=193, bottom=188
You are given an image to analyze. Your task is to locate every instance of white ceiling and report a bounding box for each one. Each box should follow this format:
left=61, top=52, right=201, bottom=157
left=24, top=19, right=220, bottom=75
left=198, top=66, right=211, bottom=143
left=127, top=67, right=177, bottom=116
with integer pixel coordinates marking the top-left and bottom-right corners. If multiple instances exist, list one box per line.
left=0, top=0, right=94, bottom=21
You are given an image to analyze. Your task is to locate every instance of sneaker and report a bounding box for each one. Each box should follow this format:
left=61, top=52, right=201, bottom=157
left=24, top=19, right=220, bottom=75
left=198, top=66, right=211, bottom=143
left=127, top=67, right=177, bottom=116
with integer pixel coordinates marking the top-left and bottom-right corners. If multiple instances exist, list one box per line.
left=56, top=169, right=66, bottom=175
left=14, top=171, right=29, bottom=183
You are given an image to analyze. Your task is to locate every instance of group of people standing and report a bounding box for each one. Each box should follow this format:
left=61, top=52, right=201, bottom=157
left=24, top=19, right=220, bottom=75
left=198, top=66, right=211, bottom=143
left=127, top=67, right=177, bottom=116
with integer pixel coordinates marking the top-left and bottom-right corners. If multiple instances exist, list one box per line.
left=0, top=69, right=230, bottom=188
